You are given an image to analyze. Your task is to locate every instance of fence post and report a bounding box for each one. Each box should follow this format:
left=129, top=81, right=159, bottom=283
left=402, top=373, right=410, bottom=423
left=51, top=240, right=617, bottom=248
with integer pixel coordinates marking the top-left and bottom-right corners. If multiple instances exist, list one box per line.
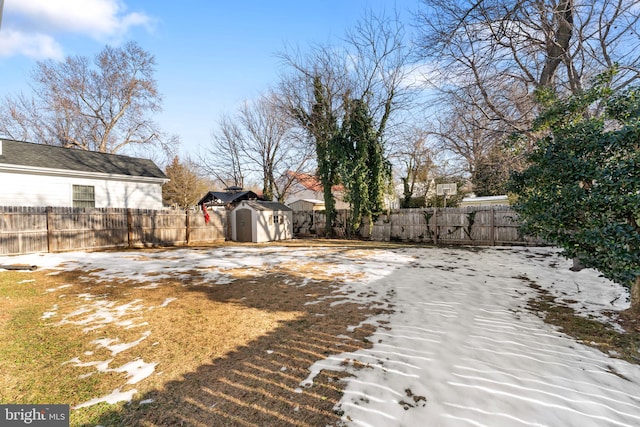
left=490, top=206, right=495, bottom=246
left=46, top=206, right=53, bottom=253
left=433, top=207, right=438, bottom=245
left=127, top=209, right=133, bottom=248
left=185, top=209, right=190, bottom=245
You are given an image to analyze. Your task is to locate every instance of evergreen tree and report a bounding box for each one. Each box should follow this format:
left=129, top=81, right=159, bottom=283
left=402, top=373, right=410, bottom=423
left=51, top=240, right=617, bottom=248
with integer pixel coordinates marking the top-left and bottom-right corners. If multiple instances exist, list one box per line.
left=510, top=77, right=640, bottom=316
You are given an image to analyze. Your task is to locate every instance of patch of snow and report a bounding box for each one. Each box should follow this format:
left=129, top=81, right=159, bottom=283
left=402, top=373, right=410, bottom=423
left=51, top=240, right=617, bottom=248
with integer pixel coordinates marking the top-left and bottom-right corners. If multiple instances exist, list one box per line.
left=157, top=297, right=176, bottom=308
left=45, top=284, right=73, bottom=293
left=92, top=331, right=151, bottom=356
left=114, top=358, right=158, bottom=385
left=41, top=304, right=58, bottom=319
left=73, top=388, right=138, bottom=409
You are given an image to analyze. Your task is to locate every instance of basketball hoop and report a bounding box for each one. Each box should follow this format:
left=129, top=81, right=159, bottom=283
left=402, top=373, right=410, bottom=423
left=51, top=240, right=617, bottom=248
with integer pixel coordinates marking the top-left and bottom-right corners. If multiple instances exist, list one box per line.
left=436, top=183, right=457, bottom=208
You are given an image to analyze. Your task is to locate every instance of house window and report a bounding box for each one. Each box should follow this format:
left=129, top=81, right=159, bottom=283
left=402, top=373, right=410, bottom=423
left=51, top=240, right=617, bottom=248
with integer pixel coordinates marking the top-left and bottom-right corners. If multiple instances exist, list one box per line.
left=73, top=185, right=95, bottom=207
left=274, top=214, right=280, bottom=224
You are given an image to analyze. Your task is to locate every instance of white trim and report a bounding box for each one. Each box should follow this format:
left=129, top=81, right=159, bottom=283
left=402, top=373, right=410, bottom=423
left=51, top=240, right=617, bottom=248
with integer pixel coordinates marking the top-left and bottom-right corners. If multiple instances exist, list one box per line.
left=0, top=163, right=168, bottom=184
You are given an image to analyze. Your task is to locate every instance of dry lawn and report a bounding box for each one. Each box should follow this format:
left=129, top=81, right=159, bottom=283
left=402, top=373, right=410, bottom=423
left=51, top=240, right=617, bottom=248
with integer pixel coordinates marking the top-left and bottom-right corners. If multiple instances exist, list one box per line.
left=0, top=241, right=389, bottom=427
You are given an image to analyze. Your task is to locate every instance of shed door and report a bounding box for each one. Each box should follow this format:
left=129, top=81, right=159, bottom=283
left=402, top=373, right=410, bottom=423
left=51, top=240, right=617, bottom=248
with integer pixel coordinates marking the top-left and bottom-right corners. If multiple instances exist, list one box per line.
left=236, top=208, right=252, bottom=242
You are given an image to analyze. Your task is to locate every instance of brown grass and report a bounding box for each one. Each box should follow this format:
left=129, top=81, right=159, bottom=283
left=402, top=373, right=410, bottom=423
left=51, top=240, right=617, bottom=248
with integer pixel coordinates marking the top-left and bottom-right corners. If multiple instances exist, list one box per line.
left=0, top=241, right=386, bottom=427
left=526, top=284, right=640, bottom=366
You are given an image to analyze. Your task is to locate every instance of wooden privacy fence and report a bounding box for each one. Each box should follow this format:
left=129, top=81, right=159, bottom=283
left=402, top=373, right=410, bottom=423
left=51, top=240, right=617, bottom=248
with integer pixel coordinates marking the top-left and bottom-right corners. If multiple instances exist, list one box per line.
left=293, top=206, right=543, bottom=245
left=0, top=206, right=225, bottom=256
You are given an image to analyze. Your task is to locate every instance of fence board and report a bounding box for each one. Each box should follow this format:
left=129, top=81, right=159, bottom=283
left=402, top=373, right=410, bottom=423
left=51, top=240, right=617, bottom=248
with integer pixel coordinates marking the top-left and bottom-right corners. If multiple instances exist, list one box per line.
left=295, top=206, right=543, bottom=246
left=0, top=206, right=225, bottom=255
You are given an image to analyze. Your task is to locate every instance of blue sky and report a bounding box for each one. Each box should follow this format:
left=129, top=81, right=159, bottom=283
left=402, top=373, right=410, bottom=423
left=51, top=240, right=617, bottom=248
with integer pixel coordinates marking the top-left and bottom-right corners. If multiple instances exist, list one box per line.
left=0, top=0, right=423, bottom=159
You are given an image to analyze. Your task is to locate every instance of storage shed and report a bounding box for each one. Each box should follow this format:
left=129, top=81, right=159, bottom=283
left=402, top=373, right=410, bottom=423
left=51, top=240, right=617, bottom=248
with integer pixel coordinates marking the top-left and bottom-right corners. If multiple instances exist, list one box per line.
left=231, top=200, right=293, bottom=243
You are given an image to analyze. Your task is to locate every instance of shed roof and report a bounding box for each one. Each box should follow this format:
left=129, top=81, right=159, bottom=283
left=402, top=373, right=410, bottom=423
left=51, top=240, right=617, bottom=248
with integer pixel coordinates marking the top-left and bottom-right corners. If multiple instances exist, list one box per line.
left=0, top=139, right=167, bottom=180
left=238, top=200, right=292, bottom=212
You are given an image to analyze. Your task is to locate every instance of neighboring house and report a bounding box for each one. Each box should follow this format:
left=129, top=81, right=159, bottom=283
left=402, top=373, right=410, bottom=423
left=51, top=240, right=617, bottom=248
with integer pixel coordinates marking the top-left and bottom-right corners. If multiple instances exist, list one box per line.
left=460, top=195, right=510, bottom=207
left=288, top=198, right=325, bottom=211
left=283, top=171, right=349, bottom=210
left=230, top=200, right=292, bottom=243
left=0, top=139, right=168, bottom=209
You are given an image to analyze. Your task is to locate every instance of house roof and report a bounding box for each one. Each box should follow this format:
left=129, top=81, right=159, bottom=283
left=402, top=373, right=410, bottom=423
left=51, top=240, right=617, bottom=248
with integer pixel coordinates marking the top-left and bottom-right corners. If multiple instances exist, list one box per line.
left=286, top=171, right=344, bottom=192
left=237, top=200, right=292, bottom=212
left=0, top=139, right=167, bottom=180
left=198, top=190, right=261, bottom=206
left=287, top=171, right=322, bottom=192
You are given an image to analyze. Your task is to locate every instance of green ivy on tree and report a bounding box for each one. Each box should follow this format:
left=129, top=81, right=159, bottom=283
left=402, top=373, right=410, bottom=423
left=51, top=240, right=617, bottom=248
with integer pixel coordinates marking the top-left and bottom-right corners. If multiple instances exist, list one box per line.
left=340, top=98, right=392, bottom=235
left=510, top=76, right=640, bottom=315
left=295, top=76, right=342, bottom=236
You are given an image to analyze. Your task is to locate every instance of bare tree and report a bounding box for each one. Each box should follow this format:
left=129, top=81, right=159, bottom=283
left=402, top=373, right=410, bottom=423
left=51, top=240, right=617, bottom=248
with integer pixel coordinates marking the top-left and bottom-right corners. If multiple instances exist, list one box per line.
left=418, top=0, right=640, bottom=100
left=277, top=9, right=415, bottom=232
left=200, top=92, right=313, bottom=201
left=236, top=92, right=314, bottom=201
left=392, top=126, right=439, bottom=207
left=200, top=114, right=246, bottom=190
left=0, top=41, right=171, bottom=154
left=415, top=0, right=640, bottom=189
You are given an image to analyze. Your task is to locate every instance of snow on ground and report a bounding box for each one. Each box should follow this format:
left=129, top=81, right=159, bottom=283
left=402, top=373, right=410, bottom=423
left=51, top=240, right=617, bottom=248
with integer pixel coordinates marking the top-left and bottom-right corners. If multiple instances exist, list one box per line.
left=1, top=245, right=639, bottom=426
left=304, top=246, right=639, bottom=427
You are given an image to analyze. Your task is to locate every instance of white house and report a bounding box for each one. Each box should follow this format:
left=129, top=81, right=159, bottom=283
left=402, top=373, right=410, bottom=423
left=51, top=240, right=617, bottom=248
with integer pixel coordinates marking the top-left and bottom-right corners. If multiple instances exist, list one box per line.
left=283, top=171, right=349, bottom=210
left=287, top=198, right=325, bottom=211
left=0, top=139, right=168, bottom=209
left=231, top=200, right=293, bottom=243
left=460, top=195, right=510, bottom=207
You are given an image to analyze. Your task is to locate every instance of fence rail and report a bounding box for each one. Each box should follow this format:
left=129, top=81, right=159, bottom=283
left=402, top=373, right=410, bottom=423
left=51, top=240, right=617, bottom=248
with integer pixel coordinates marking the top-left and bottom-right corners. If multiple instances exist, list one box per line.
left=0, top=206, right=225, bottom=256
left=293, top=206, right=542, bottom=245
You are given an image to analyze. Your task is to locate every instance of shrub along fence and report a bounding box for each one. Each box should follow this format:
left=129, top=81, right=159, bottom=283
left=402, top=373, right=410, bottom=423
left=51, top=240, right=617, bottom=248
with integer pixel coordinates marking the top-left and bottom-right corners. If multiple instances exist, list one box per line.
left=293, top=206, right=542, bottom=246
left=0, top=206, right=225, bottom=256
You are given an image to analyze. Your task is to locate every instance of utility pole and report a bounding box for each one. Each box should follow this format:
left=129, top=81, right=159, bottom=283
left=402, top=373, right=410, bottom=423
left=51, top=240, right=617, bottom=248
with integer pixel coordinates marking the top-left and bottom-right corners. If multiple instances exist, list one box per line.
left=0, top=0, right=4, bottom=30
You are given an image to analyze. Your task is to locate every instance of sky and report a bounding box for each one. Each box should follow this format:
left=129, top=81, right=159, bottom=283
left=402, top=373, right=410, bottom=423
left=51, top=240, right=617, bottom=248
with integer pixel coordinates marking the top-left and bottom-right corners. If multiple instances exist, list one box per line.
left=1, top=245, right=638, bottom=425
left=0, top=0, right=424, bottom=160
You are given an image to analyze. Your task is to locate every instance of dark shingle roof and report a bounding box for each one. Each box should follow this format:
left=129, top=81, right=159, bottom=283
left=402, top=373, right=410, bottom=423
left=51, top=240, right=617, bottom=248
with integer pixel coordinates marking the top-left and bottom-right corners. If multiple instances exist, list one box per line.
left=198, top=190, right=262, bottom=206
left=0, top=139, right=167, bottom=179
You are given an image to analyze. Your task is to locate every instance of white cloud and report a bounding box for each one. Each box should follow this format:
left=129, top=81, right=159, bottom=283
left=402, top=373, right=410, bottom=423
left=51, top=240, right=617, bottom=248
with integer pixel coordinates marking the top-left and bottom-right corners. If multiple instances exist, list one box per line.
left=0, top=29, right=64, bottom=59
left=12, top=0, right=152, bottom=37
left=1, top=0, right=153, bottom=58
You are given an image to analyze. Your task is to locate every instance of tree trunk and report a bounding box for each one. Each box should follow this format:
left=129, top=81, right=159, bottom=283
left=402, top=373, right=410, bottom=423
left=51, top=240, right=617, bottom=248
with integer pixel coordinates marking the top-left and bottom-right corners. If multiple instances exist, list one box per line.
left=630, top=276, right=640, bottom=314
left=569, top=257, right=586, bottom=271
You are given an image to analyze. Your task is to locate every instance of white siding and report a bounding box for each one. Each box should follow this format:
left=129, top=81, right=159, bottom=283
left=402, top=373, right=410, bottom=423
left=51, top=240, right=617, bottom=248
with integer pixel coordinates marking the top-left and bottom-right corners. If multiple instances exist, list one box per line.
left=254, top=211, right=292, bottom=243
left=0, top=170, right=164, bottom=209
left=284, top=183, right=350, bottom=210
